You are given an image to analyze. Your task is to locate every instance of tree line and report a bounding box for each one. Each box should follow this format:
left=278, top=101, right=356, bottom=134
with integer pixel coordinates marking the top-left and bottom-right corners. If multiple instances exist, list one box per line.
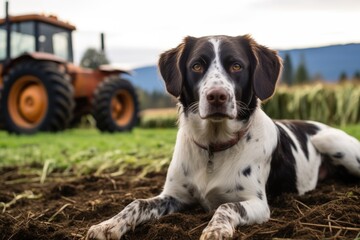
left=282, top=53, right=360, bottom=85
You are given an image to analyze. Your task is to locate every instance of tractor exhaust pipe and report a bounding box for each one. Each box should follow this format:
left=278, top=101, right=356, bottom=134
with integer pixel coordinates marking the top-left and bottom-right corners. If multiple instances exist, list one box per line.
left=5, top=0, right=11, bottom=61
left=5, top=1, right=9, bottom=24
left=100, top=32, right=105, bottom=53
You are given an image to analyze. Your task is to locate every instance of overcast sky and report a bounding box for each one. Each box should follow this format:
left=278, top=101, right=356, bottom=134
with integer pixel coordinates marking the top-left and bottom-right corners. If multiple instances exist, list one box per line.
left=4, top=0, right=360, bottom=68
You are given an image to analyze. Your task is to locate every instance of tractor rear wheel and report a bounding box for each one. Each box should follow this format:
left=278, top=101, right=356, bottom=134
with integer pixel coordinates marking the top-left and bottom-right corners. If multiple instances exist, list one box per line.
left=93, top=76, right=139, bottom=132
left=0, top=60, right=74, bottom=134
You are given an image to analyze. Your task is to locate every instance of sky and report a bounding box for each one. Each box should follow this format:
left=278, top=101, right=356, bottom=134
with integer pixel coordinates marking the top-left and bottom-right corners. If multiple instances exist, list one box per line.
left=3, top=0, right=360, bottom=68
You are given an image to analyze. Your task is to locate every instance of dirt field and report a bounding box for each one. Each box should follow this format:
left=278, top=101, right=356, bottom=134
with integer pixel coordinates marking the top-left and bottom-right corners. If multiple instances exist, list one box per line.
left=0, top=166, right=359, bottom=240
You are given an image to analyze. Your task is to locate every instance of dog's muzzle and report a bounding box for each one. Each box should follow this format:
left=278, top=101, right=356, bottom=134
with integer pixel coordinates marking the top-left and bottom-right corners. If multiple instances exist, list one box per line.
left=200, top=87, right=235, bottom=120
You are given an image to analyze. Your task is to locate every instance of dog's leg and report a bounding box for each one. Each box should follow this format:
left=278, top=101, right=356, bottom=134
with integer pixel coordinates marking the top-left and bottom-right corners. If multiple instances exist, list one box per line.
left=311, top=128, right=360, bottom=177
left=200, top=198, right=270, bottom=240
left=86, top=195, right=184, bottom=240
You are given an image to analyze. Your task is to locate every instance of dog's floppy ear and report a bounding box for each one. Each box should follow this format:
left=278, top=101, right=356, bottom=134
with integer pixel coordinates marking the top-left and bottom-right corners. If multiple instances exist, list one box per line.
left=244, top=35, right=283, bottom=101
left=158, top=37, right=194, bottom=97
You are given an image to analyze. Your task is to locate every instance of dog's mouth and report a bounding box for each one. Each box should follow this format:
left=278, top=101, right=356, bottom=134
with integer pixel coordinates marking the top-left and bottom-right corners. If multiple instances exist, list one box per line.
left=200, top=112, right=235, bottom=121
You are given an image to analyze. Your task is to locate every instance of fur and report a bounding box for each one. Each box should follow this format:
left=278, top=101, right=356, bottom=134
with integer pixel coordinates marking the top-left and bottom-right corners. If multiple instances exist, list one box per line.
left=86, top=35, right=360, bottom=240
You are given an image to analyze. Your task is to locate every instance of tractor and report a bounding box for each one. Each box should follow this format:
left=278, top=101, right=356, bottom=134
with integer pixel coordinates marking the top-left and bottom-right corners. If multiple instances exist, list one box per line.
left=0, top=2, right=139, bottom=134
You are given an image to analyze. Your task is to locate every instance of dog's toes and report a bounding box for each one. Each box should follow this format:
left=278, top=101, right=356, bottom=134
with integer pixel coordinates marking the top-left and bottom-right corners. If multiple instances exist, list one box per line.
left=200, top=226, right=233, bottom=240
left=86, top=225, right=105, bottom=240
left=86, top=222, right=122, bottom=240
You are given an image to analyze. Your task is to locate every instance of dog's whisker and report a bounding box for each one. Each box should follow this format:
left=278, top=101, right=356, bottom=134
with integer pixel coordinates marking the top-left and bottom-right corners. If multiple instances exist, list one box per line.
left=187, top=102, right=199, bottom=113
left=236, top=101, right=251, bottom=116
left=236, top=101, right=250, bottom=110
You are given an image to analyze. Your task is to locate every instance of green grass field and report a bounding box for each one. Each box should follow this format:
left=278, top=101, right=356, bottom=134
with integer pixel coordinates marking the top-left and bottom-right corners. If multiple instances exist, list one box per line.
left=0, top=125, right=359, bottom=180
left=343, top=124, right=360, bottom=139
left=0, top=128, right=177, bottom=180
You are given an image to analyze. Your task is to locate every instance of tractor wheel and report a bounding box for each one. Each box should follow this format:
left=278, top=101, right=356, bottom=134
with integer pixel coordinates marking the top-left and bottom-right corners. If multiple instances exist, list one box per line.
left=0, top=60, right=74, bottom=134
left=93, top=76, right=139, bottom=132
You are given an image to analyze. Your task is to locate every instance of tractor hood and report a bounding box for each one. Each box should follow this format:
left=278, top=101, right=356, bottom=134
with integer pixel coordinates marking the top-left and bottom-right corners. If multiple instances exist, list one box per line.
left=98, top=64, right=132, bottom=75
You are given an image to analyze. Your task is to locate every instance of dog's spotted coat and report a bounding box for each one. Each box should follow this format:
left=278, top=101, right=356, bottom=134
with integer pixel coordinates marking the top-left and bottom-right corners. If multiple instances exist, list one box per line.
left=87, top=35, right=360, bottom=240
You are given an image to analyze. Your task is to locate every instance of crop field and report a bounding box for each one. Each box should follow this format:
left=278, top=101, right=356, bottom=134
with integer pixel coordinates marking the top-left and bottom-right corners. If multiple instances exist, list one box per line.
left=0, top=126, right=359, bottom=240
left=263, top=82, right=360, bottom=126
left=0, top=128, right=178, bottom=240
left=139, top=82, right=360, bottom=128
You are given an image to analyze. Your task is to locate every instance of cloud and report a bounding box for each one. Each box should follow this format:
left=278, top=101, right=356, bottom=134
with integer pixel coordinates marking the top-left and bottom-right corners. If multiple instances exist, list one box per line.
left=249, top=0, right=360, bottom=12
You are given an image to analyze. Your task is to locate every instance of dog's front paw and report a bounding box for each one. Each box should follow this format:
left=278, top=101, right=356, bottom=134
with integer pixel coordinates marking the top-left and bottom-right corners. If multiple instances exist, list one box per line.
left=200, top=226, right=233, bottom=240
left=86, top=220, right=123, bottom=240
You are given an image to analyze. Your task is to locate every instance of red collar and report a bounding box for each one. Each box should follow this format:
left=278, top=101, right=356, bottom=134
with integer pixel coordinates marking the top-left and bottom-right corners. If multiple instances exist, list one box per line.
left=193, top=128, right=249, bottom=158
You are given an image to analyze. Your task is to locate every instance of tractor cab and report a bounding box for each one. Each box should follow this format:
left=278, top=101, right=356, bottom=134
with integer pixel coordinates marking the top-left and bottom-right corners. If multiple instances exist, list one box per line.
left=0, top=2, right=139, bottom=134
left=0, top=14, right=75, bottom=64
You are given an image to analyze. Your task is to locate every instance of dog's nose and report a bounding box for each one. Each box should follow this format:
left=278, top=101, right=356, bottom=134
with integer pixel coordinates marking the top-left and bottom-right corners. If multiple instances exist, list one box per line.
left=206, top=88, right=228, bottom=106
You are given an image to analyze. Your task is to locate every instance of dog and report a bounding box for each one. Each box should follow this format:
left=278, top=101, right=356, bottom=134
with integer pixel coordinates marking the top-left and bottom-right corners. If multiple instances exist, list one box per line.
left=86, top=35, right=360, bottom=240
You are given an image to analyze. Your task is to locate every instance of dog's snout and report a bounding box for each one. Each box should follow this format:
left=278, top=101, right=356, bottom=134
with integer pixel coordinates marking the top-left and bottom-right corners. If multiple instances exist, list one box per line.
left=206, top=88, right=228, bottom=106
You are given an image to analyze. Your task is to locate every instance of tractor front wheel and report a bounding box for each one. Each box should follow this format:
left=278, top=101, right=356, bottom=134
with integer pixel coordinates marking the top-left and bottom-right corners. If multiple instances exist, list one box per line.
left=0, top=60, right=74, bottom=134
left=93, top=76, right=139, bottom=132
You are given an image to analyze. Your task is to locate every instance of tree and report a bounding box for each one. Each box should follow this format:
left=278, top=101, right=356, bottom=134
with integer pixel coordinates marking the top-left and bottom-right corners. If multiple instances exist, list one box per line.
left=136, top=88, right=176, bottom=110
left=80, top=48, right=109, bottom=69
left=312, top=73, right=324, bottom=82
left=338, top=71, right=348, bottom=83
left=281, top=53, right=294, bottom=85
left=353, top=70, right=360, bottom=82
left=294, top=55, right=309, bottom=84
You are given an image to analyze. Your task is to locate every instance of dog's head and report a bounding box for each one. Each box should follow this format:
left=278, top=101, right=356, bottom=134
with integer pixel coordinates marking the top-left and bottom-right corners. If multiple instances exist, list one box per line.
left=159, top=35, right=282, bottom=122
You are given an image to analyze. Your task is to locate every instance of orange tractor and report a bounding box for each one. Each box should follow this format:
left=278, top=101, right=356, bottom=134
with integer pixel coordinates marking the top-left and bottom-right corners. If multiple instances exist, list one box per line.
left=0, top=2, right=139, bottom=134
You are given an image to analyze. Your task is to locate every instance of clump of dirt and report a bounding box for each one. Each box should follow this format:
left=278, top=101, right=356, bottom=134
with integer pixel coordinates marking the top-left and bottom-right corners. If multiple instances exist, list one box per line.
left=0, top=166, right=359, bottom=240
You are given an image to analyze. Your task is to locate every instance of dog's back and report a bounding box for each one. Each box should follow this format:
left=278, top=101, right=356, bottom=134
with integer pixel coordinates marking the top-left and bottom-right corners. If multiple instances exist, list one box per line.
left=268, top=120, right=360, bottom=199
left=312, top=127, right=360, bottom=177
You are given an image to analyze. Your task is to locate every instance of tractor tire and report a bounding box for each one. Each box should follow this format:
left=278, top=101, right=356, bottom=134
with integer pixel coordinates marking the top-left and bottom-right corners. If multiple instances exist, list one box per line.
left=93, top=76, right=139, bottom=132
left=0, top=60, right=74, bottom=134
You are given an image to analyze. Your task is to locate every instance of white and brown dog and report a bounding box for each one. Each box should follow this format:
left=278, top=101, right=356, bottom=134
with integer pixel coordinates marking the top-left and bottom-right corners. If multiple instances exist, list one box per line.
left=87, top=35, right=360, bottom=240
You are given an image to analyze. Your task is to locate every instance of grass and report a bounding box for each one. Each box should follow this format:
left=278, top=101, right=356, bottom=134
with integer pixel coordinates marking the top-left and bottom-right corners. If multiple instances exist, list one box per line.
left=140, top=108, right=178, bottom=128
left=0, top=128, right=177, bottom=179
left=0, top=125, right=359, bottom=181
left=342, top=124, right=360, bottom=138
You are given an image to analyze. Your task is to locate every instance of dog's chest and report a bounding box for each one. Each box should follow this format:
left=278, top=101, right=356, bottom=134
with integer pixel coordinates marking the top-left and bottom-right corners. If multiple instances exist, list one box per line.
left=165, top=113, right=277, bottom=210
left=187, top=149, right=265, bottom=210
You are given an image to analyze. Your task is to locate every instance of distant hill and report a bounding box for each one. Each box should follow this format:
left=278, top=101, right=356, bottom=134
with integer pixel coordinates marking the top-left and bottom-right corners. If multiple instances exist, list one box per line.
left=279, top=43, right=360, bottom=82
left=126, top=65, right=165, bottom=92
left=127, top=43, right=360, bottom=93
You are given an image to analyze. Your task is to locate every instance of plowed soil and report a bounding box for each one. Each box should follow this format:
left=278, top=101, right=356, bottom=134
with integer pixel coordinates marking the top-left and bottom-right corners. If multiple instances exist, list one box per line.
left=0, top=166, right=359, bottom=240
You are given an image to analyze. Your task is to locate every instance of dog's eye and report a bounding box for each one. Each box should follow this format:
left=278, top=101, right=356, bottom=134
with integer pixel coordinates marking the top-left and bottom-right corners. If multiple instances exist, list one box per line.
left=230, top=63, right=242, bottom=72
left=192, top=63, right=203, bottom=73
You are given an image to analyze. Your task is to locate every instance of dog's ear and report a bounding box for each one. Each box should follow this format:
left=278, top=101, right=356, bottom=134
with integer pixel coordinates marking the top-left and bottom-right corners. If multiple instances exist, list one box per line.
left=158, top=37, right=195, bottom=98
left=243, top=35, right=283, bottom=101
